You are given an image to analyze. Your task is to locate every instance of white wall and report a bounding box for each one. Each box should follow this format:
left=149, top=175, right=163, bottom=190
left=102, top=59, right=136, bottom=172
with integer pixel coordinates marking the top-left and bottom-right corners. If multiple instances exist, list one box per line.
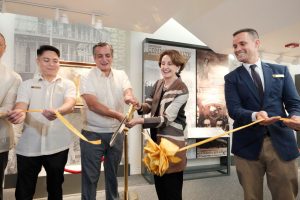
left=127, top=31, right=151, bottom=174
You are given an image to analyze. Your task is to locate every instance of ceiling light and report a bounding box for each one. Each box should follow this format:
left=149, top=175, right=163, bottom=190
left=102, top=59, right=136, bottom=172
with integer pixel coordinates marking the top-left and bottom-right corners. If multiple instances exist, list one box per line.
left=55, top=8, right=68, bottom=24
left=285, top=42, right=299, bottom=48
left=91, top=14, right=103, bottom=29
left=60, top=13, right=69, bottom=24
left=55, top=8, right=60, bottom=21
left=94, top=19, right=103, bottom=29
left=91, top=14, right=96, bottom=25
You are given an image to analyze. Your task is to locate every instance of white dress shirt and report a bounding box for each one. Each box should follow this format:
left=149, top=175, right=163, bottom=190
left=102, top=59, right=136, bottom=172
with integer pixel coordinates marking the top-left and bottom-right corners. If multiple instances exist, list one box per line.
left=15, top=75, right=76, bottom=156
left=80, top=67, right=132, bottom=133
left=0, top=62, right=22, bottom=153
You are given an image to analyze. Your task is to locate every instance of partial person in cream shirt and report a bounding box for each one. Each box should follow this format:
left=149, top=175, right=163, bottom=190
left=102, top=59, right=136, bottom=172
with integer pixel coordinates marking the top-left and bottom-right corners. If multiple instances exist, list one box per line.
left=0, top=62, right=21, bottom=150
left=0, top=33, right=21, bottom=200
left=8, top=45, right=76, bottom=200
left=0, top=39, right=22, bottom=152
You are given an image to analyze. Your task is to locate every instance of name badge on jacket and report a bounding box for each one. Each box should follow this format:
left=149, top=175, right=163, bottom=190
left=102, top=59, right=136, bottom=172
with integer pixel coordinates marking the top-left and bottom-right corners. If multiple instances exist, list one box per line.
left=272, top=74, right=284, bottom=78
left=31, top=85, right=41, bottom=89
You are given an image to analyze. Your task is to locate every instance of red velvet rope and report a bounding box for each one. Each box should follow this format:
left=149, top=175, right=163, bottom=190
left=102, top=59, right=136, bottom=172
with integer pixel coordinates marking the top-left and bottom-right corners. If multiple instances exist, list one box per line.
left=64, top=156, right=106, bottom=174
left=64, top=168, right=81, bottom=174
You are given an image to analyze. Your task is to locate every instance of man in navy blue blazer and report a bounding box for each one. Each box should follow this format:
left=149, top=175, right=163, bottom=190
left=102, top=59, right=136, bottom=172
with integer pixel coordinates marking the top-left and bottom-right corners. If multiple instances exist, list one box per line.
left=224, top=28, right=300, bottom=200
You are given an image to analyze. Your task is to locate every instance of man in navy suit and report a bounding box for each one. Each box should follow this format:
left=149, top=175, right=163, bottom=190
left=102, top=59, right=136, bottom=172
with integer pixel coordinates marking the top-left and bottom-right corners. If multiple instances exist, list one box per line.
left=225, top=28, right=300, bottom=200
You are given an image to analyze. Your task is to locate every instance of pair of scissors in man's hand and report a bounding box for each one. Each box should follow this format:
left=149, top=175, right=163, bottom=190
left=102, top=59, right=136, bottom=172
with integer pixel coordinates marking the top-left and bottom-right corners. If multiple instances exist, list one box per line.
left=109, top=105, right=135, bottom=146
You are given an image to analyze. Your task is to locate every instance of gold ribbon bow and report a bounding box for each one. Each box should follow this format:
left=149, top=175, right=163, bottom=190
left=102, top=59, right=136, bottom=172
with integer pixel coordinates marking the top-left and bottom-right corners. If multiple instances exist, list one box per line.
left=142, top=132, right=181, bottom=176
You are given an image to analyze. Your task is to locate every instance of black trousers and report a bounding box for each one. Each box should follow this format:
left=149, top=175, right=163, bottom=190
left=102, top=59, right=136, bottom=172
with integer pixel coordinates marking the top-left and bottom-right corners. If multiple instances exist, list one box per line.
left=154, top=171, right=183, bottom=200
left=15, top=149, right=69, bottom=200
left=0, top=151, right=8, bottom=200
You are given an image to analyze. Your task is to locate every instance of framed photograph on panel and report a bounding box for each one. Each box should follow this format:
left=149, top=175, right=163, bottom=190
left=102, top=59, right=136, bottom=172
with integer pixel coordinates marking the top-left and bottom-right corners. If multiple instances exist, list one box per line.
left=59, top=60, right=95, bottom=109
left=196, top=49, right=230, bottom=131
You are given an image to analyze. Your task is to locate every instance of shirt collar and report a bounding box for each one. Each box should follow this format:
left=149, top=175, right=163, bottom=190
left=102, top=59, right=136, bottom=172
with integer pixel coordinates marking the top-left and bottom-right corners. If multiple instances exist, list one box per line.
left=96, top=67, right=114, bottom=78
left=243, top=58, right=262, bottom=71
left=35, top=73, right=62, bottom=82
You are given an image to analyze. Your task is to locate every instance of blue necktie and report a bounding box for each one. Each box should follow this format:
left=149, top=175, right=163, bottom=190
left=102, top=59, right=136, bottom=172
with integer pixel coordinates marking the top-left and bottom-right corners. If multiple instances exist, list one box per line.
left=250, top=64, right=264, bottom=101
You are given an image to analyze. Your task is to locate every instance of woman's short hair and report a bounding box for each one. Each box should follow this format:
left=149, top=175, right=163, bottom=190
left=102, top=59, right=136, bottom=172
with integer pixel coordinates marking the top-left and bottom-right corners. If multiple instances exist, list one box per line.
left=158, top=49, right=186, bottom=75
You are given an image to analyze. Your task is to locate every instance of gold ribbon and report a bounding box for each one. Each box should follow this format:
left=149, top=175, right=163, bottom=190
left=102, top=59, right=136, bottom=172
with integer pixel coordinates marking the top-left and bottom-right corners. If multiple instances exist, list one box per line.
left=143, top=118, right=294, bottom=176
left=142, top=131, right=181, bottom=176
left=1, top=110, right=101, bottom=145
left=54, top=111, right=100, bottom=145
left=178, top=119, right=264, bottom=152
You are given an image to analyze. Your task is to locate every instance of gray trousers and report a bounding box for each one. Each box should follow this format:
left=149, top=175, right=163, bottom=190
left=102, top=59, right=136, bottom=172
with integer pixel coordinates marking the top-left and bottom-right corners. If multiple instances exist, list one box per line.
left=80, top=130, right=124, bottom=200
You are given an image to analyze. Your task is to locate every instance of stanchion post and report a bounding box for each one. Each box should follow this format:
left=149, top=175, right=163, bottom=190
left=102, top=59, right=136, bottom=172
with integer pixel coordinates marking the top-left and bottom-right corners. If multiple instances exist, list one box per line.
left=123, top=127, right=129, bottom=200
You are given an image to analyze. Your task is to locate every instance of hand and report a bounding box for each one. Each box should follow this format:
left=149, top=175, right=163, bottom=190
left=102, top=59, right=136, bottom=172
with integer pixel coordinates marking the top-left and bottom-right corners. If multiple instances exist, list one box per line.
left=256, top=111, right=280, bottom=125
left=282, top=115, right=300, bottom=130
left=124, top=96, right=138, bottom=106
left=0, top=111, right=8, bottom=118
left=126, top=118, right=144, bottom=128
left=42, top=109, right=57, bottom=121
left=134, top=102, right=142, bottom=110
left=7, top=109, right=26, bottom=124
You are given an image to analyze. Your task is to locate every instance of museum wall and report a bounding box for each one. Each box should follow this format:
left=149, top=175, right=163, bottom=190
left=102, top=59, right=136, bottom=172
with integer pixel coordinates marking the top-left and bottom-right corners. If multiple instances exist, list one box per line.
left=1, top=13, right=300, bottom=177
